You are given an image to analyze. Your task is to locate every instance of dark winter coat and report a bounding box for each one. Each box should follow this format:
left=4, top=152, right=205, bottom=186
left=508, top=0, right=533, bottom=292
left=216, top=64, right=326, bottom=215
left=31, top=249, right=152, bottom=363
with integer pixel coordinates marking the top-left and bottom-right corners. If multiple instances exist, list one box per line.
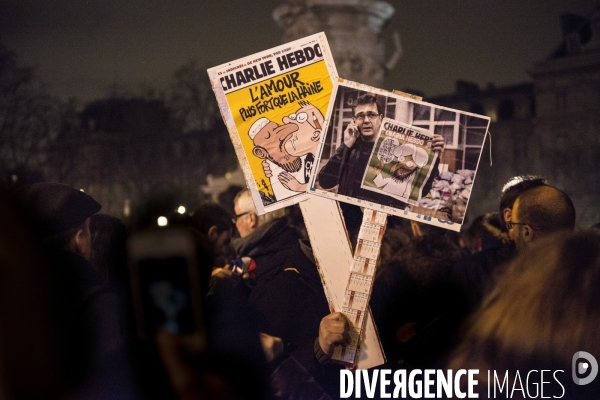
left=232, top=217, right=329, bottom=351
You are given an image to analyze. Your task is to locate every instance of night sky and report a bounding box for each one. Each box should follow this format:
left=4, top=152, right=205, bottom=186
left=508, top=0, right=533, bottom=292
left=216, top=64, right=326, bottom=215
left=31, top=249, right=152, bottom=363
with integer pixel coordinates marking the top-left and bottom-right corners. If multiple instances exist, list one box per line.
left=1, top=0, right=596, bottom=103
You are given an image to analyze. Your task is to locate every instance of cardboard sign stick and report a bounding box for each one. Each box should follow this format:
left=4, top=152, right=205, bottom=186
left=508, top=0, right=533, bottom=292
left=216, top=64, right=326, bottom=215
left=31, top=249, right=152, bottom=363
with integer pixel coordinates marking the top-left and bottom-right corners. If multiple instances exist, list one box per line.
left=300, top=196, right=385, bottom=369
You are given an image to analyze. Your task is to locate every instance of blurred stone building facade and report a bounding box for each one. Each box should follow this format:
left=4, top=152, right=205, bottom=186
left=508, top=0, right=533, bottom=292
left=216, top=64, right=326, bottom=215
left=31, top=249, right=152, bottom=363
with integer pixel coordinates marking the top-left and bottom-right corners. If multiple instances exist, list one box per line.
left=43, top=97, right=239, bottom=225
left=429, top=9, right=600, bottom=225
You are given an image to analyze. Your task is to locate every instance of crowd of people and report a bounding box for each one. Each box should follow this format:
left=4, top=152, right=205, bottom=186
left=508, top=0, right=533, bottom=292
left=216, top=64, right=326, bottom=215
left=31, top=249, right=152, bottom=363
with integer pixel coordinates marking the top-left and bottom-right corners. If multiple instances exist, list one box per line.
left=0, top=175, right=599, bottom=399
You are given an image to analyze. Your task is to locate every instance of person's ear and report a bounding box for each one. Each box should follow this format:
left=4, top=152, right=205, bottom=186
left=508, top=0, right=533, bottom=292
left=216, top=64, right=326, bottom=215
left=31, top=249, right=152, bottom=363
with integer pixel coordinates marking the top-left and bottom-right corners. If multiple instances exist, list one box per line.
left=523, top=225, right=535, bottom=243
left=311, top=130, right=321, bottom=142
left=503, top=208, right=512, bottom=224
left=207, top=225, right=219, bottom=243
left=248, top=213, right=259, bottom=229
left=253, top=146, right=268, bottom=159
left=70, top=228, right=88, bottom=258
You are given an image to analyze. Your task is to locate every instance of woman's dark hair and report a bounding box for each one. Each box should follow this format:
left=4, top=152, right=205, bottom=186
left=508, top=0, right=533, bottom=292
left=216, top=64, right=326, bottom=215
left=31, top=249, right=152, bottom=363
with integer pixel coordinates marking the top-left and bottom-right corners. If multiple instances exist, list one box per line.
left=89, top=214, right=127, bottom=286
left=191, top=202, right=233, bottom=235
left=448, top=231, right=600, bottom=398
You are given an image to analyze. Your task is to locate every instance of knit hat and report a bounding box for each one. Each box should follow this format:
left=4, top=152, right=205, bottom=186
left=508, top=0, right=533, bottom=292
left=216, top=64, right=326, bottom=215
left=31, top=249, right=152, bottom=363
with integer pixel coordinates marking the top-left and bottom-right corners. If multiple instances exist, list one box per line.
left=248, top=117, right=270, bottom=140
left=15, top=182, right=101, bottom=236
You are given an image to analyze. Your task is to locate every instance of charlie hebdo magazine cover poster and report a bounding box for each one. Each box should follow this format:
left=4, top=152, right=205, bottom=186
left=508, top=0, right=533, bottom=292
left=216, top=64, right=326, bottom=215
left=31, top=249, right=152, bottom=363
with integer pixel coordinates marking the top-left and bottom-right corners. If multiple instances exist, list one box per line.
left=207, top=33, right=338, bottom=214
left=361, top=118, right=439, bottom=206
left=310, top=79, right=491, bottom=232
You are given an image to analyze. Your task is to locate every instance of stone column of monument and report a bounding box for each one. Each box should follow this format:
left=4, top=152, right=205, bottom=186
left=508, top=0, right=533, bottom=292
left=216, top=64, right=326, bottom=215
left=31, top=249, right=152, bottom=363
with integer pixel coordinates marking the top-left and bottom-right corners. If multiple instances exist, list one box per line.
left=272, top=0, right=401, bottom=87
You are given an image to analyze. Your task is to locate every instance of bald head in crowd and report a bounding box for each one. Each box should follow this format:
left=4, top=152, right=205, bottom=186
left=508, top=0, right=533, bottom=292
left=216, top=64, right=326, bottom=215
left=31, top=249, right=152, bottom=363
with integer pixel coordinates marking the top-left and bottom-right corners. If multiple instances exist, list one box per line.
left=510, top=185, right=576, bottom=250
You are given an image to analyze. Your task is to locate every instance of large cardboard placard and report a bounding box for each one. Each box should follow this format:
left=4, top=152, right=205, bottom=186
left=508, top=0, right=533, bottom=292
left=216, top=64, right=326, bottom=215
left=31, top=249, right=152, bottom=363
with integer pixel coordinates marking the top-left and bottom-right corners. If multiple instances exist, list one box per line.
left=207, top=33, right=338, bottom=214
left=310, top=79, right=491, bottom=232
left=300, top=196, right=385, bottom=369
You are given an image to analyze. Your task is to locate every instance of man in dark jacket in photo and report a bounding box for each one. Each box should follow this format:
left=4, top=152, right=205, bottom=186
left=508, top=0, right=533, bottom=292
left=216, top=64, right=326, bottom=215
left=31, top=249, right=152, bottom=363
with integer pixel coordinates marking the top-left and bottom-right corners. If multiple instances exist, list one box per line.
left=317, top=93, right=444, bottom=210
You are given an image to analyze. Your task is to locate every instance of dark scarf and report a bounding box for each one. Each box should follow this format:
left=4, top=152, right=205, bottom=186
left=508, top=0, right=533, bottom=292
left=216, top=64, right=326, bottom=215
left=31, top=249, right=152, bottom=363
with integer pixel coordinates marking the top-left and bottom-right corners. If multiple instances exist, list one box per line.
left=231, top=217, right=290, bottom=259
left=46, top=248, right=103, bottom=289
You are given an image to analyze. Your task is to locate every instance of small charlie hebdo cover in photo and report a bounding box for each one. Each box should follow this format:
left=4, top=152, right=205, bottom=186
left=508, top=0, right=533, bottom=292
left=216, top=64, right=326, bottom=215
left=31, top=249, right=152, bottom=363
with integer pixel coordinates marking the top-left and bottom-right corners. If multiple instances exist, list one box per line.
left=361, top=118, right=439, bottom=206
left=207, top=33, right=338, bottom=214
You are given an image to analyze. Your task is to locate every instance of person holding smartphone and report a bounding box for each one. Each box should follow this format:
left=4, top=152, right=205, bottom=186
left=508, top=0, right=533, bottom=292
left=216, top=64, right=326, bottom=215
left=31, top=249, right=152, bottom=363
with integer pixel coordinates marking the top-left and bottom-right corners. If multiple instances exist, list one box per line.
left=317, top=93, right=444, bottom=210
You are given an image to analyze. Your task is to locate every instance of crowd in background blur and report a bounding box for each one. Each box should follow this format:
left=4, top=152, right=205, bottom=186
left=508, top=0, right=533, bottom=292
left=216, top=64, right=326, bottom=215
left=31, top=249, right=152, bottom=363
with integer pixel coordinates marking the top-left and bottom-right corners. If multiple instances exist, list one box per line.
left=0, top=174, right=599, bottom=400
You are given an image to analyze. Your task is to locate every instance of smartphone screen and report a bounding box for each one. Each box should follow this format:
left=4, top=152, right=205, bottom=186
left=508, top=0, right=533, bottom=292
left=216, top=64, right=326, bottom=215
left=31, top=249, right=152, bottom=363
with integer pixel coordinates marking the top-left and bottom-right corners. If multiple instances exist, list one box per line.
left=138, top=256, right=195, bottom=335
left=129, top=229, right=204, bottom=341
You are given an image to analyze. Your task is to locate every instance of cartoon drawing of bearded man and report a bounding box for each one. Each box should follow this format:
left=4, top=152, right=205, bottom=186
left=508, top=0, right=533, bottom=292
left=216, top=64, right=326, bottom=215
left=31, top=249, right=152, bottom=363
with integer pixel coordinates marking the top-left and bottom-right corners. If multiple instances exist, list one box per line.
left=248, top=101, right=324, bottom=202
